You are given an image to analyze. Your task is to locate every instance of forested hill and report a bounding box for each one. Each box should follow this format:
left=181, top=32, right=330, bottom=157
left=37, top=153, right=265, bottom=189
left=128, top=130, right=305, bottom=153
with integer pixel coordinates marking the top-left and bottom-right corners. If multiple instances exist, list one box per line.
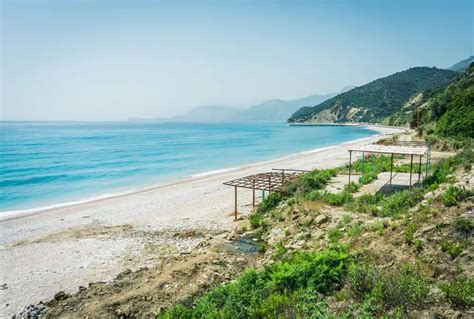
left=288, top=67, right=459, bottom=124
left=417, top=63, right=473, bottom=139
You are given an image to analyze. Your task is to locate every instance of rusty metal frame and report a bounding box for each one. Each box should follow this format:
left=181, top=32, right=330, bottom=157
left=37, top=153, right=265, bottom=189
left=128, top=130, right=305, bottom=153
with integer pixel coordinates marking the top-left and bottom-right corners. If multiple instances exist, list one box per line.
left=223, top=169, right=308, bottom=221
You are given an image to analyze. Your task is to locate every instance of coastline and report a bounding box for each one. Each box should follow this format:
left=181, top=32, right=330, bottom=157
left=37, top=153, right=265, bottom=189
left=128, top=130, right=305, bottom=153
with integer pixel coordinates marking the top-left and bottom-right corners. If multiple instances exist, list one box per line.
left=0, top=125, right=405, bottom=317
left=0, top=125, right=389, bottom=222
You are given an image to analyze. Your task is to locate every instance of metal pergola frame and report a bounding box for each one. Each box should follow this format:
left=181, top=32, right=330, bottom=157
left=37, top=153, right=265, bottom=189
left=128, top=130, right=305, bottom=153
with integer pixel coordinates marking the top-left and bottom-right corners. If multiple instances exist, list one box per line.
left=223, top=169, right=309, bottom=221
left=347, top=141, right=431, bottom=189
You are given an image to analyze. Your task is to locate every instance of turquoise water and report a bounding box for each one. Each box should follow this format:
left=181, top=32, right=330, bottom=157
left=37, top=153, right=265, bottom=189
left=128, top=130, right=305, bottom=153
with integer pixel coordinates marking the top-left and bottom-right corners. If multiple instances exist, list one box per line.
left=0, top=122, right=377, bottom=212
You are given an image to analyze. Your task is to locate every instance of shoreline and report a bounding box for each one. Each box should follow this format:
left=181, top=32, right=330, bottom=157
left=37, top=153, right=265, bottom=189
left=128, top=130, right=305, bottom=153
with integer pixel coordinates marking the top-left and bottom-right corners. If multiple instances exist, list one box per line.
left=0, top=125, right=406, bottom=317
left=0, top=125, right=392, bottom=222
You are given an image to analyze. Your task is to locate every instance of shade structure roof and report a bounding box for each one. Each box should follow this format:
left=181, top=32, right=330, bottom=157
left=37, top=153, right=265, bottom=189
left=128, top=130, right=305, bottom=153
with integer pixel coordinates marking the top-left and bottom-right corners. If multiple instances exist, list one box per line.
left=223, top=171, right=305, bottom=191
left=349, top=143, right=429, bottom=156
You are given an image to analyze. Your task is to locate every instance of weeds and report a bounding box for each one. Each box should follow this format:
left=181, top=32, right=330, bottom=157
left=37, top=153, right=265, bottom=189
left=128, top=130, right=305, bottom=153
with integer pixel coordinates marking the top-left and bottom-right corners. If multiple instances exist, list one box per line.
left=453, top=217, right=473, bottom=236
left=440, top=239, right=467, bottom=259
left=440, top=277, right=474, bottom=309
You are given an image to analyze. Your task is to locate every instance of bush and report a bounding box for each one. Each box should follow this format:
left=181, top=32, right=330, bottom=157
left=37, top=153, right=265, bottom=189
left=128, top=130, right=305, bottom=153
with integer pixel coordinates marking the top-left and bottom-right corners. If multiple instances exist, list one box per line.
left=328, top=228, right=343, bottom=243
left=378, top=187, right=426, bottom=217
left=370, top=220, right=389, bottom=236
left=440, top=186, right=473, bottom=207
left=288, top=169, right=335, bottom=195
left=453, top=217, right=473, bottom=236
left=348, top=193, right=383, bottom=215
left=440, top=277, right=474, bottom=309
left=160, top=250, right=348, bottom=318
left=249, top=212, right=264, bottom=229
left=256, top=192, right=287, bottom=214
left=348, top=263, right=429, bottom=310
left=440, top=240, right=467, bottom=259
left=307, top=189, right=352, bottom=206
left=405, top=222, right=417, bottom=243
left=347, top=222, right=364, bottom=237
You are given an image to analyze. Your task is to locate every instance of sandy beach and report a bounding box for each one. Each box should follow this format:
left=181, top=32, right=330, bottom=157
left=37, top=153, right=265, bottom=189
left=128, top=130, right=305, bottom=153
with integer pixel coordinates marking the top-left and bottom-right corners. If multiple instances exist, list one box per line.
left=0, top=125, right=405, bottom=317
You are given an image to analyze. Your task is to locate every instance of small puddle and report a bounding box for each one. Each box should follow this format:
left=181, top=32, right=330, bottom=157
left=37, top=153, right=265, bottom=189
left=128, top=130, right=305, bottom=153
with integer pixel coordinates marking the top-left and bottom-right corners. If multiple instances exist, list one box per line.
left=225, top=238, right=259, bottom=254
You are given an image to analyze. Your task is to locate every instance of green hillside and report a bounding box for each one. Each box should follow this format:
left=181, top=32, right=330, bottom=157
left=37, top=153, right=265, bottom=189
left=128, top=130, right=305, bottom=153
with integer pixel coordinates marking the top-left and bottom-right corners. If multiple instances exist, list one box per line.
left=288, top=67, right=459, bottom=123
left=386, top=63, right=474, bottom=141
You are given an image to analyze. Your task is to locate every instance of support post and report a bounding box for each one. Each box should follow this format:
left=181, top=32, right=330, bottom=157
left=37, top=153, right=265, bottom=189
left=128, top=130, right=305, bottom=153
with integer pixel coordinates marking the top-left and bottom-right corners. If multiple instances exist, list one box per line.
left=425, top=151, right=429, bottom=179
left=252, top=179, right=255, bottom=208
left=418, top=155, right=422, bottom=183
left=427, top=147, right=431, bottom=174
left=348, top=151, right=352, bottom=185
left=389, top=153, right=394, bottom=188
left=371, top=153, right=374, bottom=178
left=361, top=152, right=365, bottom=183
left=380, top=154, right=383, bottom=172
left=262, top=190, right=265, bottom=200
left=234, top=186, right=237, bottom=221
left=409, top=154, right=413, bottom=187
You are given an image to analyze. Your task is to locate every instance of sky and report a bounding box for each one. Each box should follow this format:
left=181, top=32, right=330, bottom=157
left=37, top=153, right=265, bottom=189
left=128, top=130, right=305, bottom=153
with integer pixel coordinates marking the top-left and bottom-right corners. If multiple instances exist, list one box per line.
left=1, top=0, right=472, bottom=121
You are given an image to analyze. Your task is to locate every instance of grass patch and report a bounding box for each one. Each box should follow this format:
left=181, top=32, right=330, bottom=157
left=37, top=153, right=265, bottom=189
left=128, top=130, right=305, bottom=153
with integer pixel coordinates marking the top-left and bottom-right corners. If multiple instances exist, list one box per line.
left=440, top=239, right=467, bottom=259
left=440, top=277, right=474, bottom=309
left=328, top=228, right=344, bottom=243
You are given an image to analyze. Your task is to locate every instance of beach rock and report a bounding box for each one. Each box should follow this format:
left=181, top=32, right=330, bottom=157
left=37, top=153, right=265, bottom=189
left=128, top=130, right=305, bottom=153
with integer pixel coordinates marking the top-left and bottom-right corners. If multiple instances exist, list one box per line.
left=13, top=303, right=47, bottom=319
left=414, top=225, right=435, bottom=238
left=312, top=229, right=324, bottom=240
left=265, top=227, right=284, bottom=246
left=53, top=290, right=69, bottom=301
left=314, top=215, right=328, bottom=226
left=298, top=215, right=313, bottom=226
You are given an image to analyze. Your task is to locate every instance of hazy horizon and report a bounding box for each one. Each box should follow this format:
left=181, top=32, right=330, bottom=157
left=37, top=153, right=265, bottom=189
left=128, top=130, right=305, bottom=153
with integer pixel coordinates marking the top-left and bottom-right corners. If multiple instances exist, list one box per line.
left=1, top=0, right=472, bottom=121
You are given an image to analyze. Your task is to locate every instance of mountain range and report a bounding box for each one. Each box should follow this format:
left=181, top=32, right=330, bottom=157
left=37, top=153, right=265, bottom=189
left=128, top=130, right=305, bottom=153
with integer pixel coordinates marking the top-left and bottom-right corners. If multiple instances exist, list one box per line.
left=448, top=55, right=474, bottom=73
left=130, top=86, right=354, bottom=123
left=288, top=67, right=460, bottom=124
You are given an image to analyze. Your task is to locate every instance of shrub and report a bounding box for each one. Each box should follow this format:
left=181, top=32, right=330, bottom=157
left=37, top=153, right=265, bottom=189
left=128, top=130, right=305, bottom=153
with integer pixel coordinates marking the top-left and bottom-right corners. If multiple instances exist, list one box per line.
left=342, top=214, right=353, bottom=225
left=405, top=222, right=417, bottom=243
left=441, top=186, right=473, bottom=207
left=370, top=220, right=388, bottom=236
left=289, top=169, right=335, bottom=195
left=328, top=228, right=343, bottom=243
left=440, top=240, right=467, bottom=259
left=161, top=250, right=348, bottom=318
left=440, top=277, right=474, bottom=309
left=348, top=193, right=383, bottom=215
left=347, top=222, right=364, bottom=237
left=307, top=189, right=352, bottom=206
left=274, top=241, right=287, bottom=260
left=453, top=217, right=473, bottom=236
left=249, top=212, right=264, bottom=229
left=256, top=191, right=287, bottom=214
left=378, top=187, right=425, bottom=217
left=348, top=263, right=429, bottom=310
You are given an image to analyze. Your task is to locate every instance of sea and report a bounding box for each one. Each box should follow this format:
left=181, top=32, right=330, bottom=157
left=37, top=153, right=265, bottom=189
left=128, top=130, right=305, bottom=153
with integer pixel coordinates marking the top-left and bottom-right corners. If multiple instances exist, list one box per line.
left=0, top=122, right=377, bottom=212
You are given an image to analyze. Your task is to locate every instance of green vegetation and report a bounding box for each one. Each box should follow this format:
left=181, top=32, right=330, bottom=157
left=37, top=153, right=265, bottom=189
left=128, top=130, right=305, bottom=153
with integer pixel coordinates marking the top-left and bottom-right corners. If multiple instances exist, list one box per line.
left=440, top=240, right=467, bottom=259
left=454, top=217, right=473, bottom=236
left=440, top=277, right=474, bottom=309
left=289, top=67, right=459, bottom=123
left=161, top=250, right=348, bottom=318
left=348, top=263, right=430, bottom=310
left=160, top=118, right=473, bottom=318
left=440, top=186, right=473, bottom=207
